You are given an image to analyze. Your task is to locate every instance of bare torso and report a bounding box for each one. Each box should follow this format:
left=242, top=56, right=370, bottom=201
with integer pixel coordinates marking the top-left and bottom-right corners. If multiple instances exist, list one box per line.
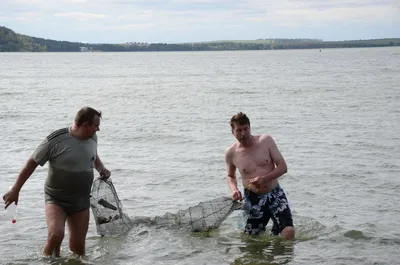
left=231, top=135, right=278, bottom=194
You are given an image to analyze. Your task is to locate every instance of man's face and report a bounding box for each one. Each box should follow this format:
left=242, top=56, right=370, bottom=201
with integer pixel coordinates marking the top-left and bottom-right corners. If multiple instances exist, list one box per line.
left=232, top=123, right=250, bottom=143
left=84, top=115, right=100, bottom=138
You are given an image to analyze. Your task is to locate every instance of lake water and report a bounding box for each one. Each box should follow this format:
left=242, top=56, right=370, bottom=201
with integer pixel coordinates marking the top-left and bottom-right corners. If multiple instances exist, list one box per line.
left=0, top=47, right=399, bottom=265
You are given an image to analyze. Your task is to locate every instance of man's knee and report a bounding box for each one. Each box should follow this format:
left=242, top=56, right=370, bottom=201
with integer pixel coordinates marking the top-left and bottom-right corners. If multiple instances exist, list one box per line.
left=47, top=229, right=65, bottom=245
left=281, top=226, right=295, bottom=239
left=68, top=224, right=87, bottom=255
left=69, top=236, right=86, bottom=255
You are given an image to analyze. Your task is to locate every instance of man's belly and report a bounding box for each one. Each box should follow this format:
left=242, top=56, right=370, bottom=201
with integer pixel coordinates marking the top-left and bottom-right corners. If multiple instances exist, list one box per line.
left=243, top=178, right=278, bottom=194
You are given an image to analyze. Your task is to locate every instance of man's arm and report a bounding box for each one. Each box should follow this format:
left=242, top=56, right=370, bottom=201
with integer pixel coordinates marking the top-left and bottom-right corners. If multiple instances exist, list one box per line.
left=95, top=153, right=111, bottom=179
left=94, top=153, right=105, bottom=172
left=262, top=135, right=287, bottom=181
left=13, top=158, right=38, bottom=192
left=225, top=148, right=242, bottom=201
left=3, top=158, right=38, bottom=208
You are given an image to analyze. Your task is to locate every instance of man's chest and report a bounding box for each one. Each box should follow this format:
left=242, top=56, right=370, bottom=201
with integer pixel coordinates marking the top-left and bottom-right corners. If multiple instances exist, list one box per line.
left=233, top=147, right=271, bottom=173
left=51, top=140, right=97, bottom=169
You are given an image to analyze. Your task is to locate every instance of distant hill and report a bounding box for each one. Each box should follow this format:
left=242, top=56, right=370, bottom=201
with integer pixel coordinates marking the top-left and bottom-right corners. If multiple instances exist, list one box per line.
left=0, top=26, right=92, bottom=52
left=1, top=25, right=400, bottom=52
left=0, top=26, right=47, bottom=51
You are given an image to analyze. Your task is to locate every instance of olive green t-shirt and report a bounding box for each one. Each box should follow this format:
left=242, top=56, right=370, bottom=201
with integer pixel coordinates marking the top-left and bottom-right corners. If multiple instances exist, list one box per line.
left=31, top=127, right=97, bottom=209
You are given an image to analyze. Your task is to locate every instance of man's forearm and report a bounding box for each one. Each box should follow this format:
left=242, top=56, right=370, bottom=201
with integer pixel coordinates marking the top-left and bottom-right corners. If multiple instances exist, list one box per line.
left=262, top=164, right=287, bottom=181
left=227, top=176, right=239, bottom=192
left=94, top=155, right=105, bottom=173
left=13, top=158, right=38, bottom=192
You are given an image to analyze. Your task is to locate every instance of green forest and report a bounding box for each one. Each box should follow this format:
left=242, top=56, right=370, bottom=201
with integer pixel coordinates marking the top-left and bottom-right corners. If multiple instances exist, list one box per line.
left=1, top=26, right=400, bottom=52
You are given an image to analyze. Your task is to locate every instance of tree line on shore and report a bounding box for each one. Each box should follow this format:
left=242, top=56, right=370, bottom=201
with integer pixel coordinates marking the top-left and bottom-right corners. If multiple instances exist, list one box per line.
left=1, top=26, right=399, bottom=52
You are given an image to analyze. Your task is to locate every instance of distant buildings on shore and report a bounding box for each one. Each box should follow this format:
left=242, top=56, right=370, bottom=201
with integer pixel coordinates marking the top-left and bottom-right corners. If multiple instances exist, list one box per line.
left=124, top=42, right=149, bottom=47
left=80, top=46, right=92, bottom=52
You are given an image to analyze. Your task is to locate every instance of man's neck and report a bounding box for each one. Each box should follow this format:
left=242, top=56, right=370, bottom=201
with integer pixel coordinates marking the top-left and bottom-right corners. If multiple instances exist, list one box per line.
left=70, top=124, right=86, bottom=140
left=240, top=136, right=254, bottom=148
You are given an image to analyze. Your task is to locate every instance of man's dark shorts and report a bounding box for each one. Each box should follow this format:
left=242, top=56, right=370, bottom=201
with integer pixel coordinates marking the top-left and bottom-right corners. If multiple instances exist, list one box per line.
left=45, top=193, right=90, bottom=216
left=243, top=183, right=294, bottom=235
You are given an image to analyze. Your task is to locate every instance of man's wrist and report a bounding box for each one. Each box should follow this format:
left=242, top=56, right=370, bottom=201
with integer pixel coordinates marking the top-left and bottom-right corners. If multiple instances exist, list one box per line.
left=231, top=187, right=240, bottom=193
left=11, top=185, right=21, bottom=193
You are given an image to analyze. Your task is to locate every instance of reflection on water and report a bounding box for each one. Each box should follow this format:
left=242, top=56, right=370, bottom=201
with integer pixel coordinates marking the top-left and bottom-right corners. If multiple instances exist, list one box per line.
left=43, top=256, right=94, bottom=265
left=9, top=254, right=94, bottom=265
left=231, top=236, right=295, bottom=265
left=221, top=212, right=328, bottom=265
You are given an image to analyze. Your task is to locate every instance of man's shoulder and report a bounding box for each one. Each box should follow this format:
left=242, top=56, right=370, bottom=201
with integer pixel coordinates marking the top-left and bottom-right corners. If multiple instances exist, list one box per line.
left=45, top=127, right=70, bottom=142
left=257, top=134, right=274, bottom=142
left=225, top=142, right=238, bottom=155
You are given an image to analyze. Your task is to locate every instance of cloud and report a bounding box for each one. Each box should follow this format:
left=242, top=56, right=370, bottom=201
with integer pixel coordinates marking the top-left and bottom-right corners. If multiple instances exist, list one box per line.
left=117, top=11, right=156, bottom=22
left=241, top=0, right=398, bottom=24
left=4, top=0, right=399, bottom=22
left=104, top=23, right=155, bottom=31
left=62, top=0, right=89, bottom=3
left=113, top=0, right=399, bottom=25
left=0, top=12, right=43, bottom=23
left=13, top=0, right=45, bottom=3
left=244, top=4, right=397, bottom=25
left=54, top=12, right=108, bottom=21
left=0, top=0, right=398, bottom=42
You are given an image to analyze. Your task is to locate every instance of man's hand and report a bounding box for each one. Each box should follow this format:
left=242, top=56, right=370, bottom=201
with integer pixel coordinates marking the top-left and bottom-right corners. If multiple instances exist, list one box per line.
left=100, top=168, right=111, bottom=180
left=249, top=176, right=266, bottom=188
left=3, top=187, right=19, bottom=209
left=232, top=189, right=243, bottom=201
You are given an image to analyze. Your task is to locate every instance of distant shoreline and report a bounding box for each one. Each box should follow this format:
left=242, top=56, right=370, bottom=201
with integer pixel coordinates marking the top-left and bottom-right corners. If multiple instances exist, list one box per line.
left=1, top=26, right=400, bottom=52
left=5, top=46, right=397, bottom=53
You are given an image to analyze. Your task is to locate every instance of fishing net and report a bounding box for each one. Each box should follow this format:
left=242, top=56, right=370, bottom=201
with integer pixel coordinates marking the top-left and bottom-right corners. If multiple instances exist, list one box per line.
left=90, top=177, right=243, bottom=236
left=90, top=178, right=134, bottom=236
left=150, top=196, right=243, bottom=232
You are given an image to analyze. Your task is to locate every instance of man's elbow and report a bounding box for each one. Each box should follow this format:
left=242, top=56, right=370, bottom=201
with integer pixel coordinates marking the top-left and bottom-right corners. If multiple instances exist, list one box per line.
left=281, top=162, right=288, bottom=174
left=227, top=175, right=236, bottom=181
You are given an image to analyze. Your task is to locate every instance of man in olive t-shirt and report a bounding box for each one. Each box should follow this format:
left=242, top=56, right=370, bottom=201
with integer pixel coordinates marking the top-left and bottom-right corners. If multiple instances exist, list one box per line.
left=3, top=107, right=111, bottom=257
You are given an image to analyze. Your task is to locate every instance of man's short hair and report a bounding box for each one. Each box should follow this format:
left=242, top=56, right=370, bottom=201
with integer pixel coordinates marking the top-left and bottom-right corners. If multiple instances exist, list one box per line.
left=74, top=107, right=102, bottom=126
left=230, top=112, right=250, bottom=129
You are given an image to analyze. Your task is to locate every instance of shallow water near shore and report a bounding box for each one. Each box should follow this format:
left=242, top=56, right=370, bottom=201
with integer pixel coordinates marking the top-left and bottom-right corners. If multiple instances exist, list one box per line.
left=1, top=47, right=399, bottom=264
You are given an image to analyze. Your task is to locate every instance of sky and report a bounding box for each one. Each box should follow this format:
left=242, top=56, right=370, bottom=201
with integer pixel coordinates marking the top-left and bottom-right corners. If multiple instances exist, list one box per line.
left=0, top=0, right=399, bottom=44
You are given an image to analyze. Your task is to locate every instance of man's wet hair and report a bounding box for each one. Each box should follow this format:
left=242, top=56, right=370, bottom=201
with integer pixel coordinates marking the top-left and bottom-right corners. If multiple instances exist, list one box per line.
left=74, top=107, right=102, bottom=126
left=230, top=112, right=250, bottom=129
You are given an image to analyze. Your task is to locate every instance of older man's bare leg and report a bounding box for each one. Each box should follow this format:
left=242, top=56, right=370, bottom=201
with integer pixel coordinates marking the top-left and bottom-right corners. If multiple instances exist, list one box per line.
left=67, top=209, right=90, bottom=256
left=43, top=204, right=67, bottom=257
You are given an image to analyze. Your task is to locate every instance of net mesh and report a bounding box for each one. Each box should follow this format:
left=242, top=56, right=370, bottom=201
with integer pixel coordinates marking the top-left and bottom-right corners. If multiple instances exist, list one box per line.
left=90, top=177, right=243, bottom=236
left=151, top=196, right=243, bottom=232
left=90, top=178, right=134, bottom=236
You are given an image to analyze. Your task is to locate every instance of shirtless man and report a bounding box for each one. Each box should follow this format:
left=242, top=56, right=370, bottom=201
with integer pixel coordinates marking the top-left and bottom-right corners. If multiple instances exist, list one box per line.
left=3, top=107, right=111, bottom=256
left=225, top=112, right=295, bottom=239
